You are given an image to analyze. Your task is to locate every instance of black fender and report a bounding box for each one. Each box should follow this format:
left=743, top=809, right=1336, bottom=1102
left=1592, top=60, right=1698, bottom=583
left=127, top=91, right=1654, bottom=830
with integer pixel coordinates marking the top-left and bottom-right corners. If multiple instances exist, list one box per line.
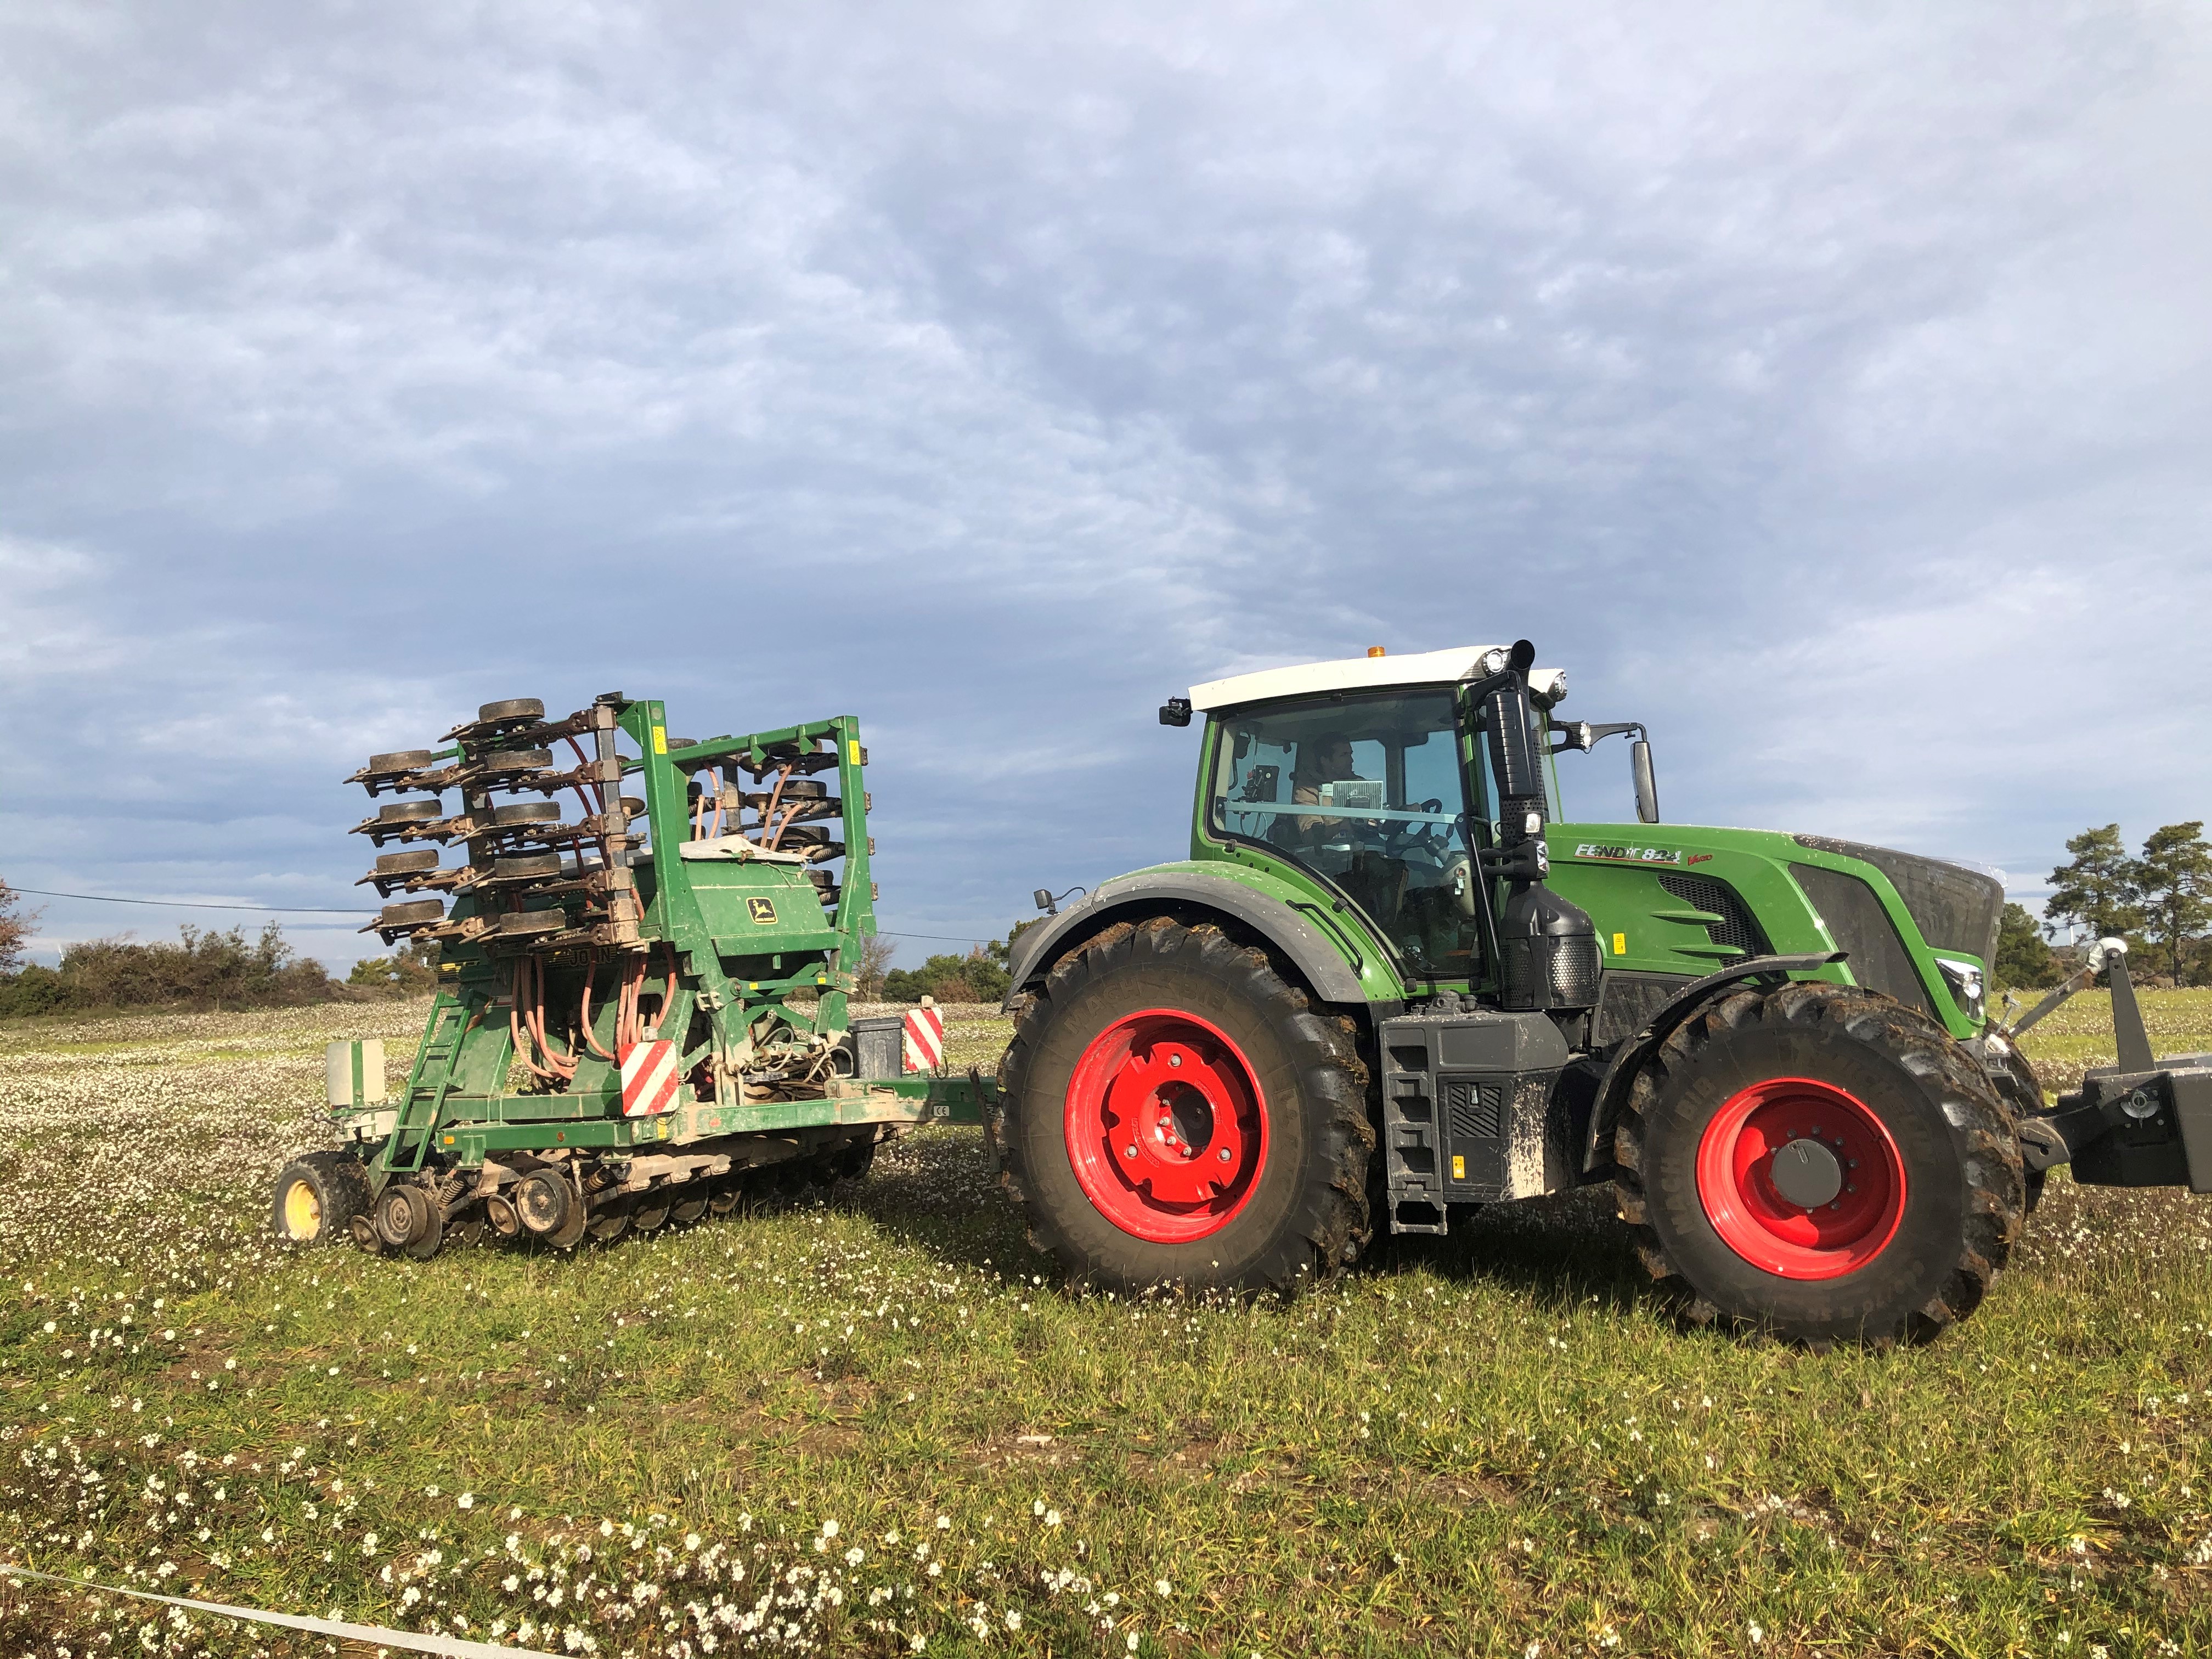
left=1003, top=870, right=1369, bottom=1009
left=1582, top=952, right=1848, bottom=1173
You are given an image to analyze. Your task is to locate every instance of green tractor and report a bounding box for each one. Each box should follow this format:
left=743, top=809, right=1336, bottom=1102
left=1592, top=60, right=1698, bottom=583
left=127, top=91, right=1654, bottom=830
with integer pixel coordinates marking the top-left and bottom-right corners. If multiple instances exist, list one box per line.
left=991, top=640, right=2212, bottom=1345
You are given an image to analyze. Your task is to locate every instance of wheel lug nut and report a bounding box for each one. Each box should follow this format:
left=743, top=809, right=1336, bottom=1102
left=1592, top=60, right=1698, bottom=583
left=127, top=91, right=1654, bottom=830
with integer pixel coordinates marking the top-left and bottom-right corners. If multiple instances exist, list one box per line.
left=1124, top=1145, right=1137, bottom=1159
left=1167, top=1054, right=1182, bottom=1068
left=1217, top=1148, right=1232, bottom=1163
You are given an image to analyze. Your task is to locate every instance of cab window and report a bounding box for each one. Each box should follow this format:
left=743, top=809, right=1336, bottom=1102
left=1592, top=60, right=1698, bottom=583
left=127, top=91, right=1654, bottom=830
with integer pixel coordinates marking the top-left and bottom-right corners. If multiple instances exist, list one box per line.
left=1207, top=690, right=1482, bottom=981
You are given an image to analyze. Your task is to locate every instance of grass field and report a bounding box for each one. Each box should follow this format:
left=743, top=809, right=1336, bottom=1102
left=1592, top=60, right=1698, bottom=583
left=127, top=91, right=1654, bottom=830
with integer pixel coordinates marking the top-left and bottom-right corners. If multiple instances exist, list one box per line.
left=2, top=993, right=2210, bottom=1657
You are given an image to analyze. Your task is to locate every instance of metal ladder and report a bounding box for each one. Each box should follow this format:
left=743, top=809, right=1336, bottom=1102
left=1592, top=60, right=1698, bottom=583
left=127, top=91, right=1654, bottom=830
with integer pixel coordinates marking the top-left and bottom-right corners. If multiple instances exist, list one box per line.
left=379, top=995, right=472, bottom=1176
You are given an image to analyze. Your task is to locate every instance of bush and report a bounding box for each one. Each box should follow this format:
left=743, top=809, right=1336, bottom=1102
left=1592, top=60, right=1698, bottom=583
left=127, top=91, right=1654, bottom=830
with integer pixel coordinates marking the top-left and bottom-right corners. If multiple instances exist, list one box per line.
left=0, top=963, right=66, bottom=1018
left=0, top=922, right=336, bottom=1016
left=882, top=945, right=1011, bottom=1006
left=347, top=937, right=441, bottom=996
left=874, top=921, right=1045, bottom=1005
left=0, top=878, right=33, bottom=975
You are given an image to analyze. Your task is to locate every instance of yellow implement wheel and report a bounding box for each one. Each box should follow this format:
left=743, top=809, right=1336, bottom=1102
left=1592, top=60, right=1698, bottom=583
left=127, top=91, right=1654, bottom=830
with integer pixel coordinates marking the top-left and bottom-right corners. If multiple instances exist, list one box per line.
left=268, top=1152, right=372, bottom=1248
left=281, top=1178, right=322, bottom=1242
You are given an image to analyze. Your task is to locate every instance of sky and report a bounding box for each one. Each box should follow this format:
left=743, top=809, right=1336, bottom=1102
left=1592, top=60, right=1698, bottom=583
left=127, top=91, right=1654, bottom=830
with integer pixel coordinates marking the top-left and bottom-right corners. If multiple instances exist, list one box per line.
left=3, top=1, right=2209, bottom=970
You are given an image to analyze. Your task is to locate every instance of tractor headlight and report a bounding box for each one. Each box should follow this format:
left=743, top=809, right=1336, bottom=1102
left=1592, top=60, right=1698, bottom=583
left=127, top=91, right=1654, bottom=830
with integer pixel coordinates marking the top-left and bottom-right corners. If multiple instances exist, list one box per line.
left=1479, top=647, right=1510, bottom=675
left=1936, top=958, right=1985, bottom=1020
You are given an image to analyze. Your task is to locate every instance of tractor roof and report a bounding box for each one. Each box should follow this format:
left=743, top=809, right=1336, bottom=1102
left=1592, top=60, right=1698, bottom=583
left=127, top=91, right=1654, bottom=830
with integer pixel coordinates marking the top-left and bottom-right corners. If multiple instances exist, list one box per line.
left=1189, top=646, right=1565, bottom=712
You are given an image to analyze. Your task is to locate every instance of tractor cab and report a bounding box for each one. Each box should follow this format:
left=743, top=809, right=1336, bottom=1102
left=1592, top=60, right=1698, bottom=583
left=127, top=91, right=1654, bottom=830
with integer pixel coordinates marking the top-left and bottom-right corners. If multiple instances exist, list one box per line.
left=1204, top=686, right=1480, bottom=979
left=1179, top=644, right=1621, bottom=1000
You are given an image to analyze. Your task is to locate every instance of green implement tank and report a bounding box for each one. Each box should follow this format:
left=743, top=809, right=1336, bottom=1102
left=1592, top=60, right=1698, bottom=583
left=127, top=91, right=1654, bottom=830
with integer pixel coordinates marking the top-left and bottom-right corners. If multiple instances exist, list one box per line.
left=992, top=641, right=2210, bottom=1345
left=271, top=693, right=987, bottom=1261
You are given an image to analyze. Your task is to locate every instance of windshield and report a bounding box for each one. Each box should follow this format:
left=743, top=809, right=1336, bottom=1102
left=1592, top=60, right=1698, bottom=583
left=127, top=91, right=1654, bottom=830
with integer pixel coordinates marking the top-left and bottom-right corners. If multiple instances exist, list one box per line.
left=1206, top=690, right=1482, bottom=981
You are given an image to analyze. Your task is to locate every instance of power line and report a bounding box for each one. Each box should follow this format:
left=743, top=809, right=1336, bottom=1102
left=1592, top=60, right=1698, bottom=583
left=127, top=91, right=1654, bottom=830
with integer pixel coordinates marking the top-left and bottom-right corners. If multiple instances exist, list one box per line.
left=9, top=887, right=374, bottom=916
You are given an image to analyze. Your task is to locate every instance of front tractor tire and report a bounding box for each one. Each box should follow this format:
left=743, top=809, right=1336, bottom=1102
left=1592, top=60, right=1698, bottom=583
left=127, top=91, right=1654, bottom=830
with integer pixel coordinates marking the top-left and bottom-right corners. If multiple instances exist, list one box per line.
left=997, top=918, right=1374, bottom=1295
left=1615, top=981, right=2025, bottom=1347
left=270, top=1151, right=373, bottom=1248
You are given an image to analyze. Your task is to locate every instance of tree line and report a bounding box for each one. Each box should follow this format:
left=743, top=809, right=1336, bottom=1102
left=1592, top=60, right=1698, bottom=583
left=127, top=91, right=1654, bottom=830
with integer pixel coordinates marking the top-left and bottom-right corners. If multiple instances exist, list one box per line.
left=860, top=922, right=1037, bottom=1006
left=0, top=879, right=437, bottom=1017
left=1994, top=821, right=2212, bottom=989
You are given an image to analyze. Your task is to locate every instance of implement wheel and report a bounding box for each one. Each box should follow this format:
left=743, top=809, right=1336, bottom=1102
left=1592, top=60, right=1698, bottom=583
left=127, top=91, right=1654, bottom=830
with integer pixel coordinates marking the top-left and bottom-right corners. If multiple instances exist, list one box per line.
left=1614, top=981, right=2025, bottom=1346
left=373, top=1183, right=444, bottom=1261
left=270, top=1152, right=371, bottom=1247
left=996, top=917, right=1373, bottom=1295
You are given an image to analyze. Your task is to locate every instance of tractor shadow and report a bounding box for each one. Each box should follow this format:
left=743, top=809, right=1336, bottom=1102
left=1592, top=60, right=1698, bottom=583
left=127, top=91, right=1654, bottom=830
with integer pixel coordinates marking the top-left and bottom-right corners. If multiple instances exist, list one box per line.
left=839, top=1126, right=1670, bottom=1323
left=833, top=1126, right=1052, bottom=1274
left=1369, top=1186, right=1664, bottom=1321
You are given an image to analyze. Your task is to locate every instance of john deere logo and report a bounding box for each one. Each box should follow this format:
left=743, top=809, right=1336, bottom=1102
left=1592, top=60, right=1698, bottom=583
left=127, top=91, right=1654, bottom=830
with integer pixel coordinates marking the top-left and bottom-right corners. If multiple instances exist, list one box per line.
left=746, top=898, right=777, bottom=924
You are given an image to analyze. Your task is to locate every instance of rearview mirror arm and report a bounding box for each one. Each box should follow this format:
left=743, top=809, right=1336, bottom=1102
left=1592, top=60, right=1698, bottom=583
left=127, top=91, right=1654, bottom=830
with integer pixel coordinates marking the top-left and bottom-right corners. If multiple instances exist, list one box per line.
left=1548, top=720, right=1644, bottom=755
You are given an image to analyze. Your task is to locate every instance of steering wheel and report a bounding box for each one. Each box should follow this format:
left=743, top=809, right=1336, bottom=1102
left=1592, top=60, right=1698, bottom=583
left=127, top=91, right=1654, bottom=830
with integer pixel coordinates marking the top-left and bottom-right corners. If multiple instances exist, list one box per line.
left=1381, top=798, right=1449, bottom=857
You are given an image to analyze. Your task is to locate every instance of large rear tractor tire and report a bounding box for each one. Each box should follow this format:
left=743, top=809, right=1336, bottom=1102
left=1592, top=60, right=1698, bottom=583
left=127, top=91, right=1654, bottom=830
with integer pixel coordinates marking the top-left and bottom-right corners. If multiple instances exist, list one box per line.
left=270, top=1152, right=373, bottom=1247
left=996, top=918, right=1373, bottom=1295
left=1615, top=981, right=2025, bottom=1346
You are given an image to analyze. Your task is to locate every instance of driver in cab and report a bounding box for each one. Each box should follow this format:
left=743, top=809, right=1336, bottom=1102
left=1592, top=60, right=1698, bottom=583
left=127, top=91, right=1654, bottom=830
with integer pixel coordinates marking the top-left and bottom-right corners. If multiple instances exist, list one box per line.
left=1289, top=735, right=1369, bottom=841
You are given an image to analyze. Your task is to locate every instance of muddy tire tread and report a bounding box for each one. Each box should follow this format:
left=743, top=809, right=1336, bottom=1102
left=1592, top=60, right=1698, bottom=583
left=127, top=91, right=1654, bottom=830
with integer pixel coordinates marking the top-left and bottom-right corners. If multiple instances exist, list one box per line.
left=1613, top=981, right=2024, bottom=1346
left=271, top=1150, right=373, bottom=1248
left=995, top=916, right=1373, bottom=1294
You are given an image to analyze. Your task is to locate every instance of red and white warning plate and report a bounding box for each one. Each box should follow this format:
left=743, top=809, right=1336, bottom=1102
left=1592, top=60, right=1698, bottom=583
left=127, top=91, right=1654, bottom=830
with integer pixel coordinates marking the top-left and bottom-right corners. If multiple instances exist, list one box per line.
left=902, top=1005, right=945, bottom=1073
left=618, top=1039, right=682, bottom=1116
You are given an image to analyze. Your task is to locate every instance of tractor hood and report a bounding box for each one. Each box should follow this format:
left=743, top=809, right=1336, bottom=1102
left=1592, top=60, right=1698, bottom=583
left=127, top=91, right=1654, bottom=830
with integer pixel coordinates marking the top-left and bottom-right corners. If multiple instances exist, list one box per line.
left=1547, top=823, right=2004, bottom=1035
left=1789, top=834, right=2005, bottom=970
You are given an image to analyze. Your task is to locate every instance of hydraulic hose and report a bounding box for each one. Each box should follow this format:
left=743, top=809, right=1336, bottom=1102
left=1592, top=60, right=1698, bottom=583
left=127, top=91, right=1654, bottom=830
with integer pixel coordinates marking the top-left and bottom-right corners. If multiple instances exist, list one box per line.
left=562, top=735, right=616, bottom=867
left=510, top=961, right=559, bottom=1082
left=759, top=764, right=793, bottom=850
left=578, top=971, right=616, bottom=1060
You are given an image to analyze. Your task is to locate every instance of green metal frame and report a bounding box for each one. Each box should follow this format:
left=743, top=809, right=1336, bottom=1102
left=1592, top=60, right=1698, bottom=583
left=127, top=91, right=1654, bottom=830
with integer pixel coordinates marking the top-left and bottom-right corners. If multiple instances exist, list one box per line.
left=351, top=699, right=983, bottom=1192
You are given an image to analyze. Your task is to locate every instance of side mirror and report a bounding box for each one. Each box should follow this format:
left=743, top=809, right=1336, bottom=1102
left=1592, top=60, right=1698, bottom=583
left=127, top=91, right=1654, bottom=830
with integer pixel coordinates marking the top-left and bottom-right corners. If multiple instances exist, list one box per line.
left=1632, top=739, right=1661, bottom=823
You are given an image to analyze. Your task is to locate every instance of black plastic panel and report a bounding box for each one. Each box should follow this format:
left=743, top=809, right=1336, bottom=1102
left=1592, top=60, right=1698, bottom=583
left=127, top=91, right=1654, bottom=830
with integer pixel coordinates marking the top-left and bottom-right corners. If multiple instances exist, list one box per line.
left=1790, top=864, right=1932, bottom=1015
left=1592, top=969, right=1694, bottom=1048
left=1377, top=1009, right=1571, bottom=1214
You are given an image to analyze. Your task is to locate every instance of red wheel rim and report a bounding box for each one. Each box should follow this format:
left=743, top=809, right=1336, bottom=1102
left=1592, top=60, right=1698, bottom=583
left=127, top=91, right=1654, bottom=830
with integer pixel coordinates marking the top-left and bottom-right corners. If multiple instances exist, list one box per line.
left=1064, top=1009, right=1268, bottom=1243
left=1695, top=1077, right=1906, bottom=1280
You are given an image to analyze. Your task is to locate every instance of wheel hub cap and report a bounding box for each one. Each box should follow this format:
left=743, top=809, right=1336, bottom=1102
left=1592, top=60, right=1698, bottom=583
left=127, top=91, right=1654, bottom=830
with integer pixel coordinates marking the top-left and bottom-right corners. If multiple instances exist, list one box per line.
left=1065, top=1009, right=1268, bottom=1243
left=1768, top=1137, right=1844, bottom=1209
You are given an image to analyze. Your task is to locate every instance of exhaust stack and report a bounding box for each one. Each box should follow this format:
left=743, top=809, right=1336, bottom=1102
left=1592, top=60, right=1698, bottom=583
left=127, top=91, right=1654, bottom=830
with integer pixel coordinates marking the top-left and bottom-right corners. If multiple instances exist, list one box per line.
left=1474, top=640, right=1601, bottom=1015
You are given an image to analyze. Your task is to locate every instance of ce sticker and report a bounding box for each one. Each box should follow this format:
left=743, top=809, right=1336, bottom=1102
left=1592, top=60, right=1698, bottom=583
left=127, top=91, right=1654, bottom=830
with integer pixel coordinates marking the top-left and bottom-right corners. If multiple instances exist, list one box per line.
left=746, top=898, right=778, bottom=925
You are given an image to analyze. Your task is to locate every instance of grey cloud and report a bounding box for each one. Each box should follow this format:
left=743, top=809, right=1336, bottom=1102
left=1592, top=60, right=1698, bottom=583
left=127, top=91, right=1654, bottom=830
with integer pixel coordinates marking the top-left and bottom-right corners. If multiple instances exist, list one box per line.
left=2, top=2, right=2207, bottom=963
